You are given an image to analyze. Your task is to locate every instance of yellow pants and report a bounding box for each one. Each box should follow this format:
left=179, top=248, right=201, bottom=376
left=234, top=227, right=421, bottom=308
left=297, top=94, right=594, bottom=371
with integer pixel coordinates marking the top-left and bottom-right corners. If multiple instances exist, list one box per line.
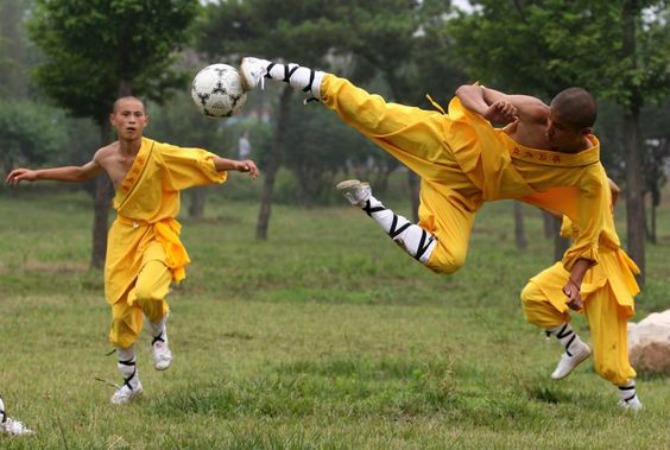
left=322, top=75, right=484, bottom=274
left=108, top=242, right=171, bottom=349
left=520, top=264, right=635, bottom=386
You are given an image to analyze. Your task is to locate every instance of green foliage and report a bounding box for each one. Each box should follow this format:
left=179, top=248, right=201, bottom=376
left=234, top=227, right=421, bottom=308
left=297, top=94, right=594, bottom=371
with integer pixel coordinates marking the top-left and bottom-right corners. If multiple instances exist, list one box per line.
left=0, top=100, right=69, bottom=172
left=28, top=0, right=200, bottom=124
left=195, top=0, right=352, bottom=65
left=148, top=89, right=230, bottom=151
left=448, top=0, right=670, bottom=103
left=282, top=106, right=380, bottom=206
left=195, top=0, right=468, bottom=206
left=0, top=0, right=35, bottom=100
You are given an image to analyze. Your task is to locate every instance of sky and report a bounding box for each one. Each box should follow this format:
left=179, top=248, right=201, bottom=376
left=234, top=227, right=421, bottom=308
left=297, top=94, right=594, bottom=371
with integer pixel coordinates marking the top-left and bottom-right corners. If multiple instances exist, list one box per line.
left=452, top=0, right=473, bottom=12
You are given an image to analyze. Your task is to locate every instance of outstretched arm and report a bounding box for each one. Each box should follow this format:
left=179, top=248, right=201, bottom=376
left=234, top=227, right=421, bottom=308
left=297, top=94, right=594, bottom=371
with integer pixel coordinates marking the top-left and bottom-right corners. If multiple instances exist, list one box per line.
left=6, top=159, right=103, bottom=185
left=213, top=156, right=259, bottom=179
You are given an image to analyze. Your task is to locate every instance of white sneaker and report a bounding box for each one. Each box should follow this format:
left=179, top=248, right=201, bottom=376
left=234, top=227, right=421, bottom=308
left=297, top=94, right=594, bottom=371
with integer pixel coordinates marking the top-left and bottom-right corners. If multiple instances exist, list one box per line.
left=336, top=179, right=372, bottom=207
left=1, top=418, right=35, bottom=436
left=110, top=382, right=143, bottom=405
left=0, top=397, right=34, bottom=436
left=619, top=395, right=643, bottom=411
left=551, top=341, right=591, bottom=380
left=240, top=57, right=269, bottom=91
left=152, top=336, right=172, bottom=371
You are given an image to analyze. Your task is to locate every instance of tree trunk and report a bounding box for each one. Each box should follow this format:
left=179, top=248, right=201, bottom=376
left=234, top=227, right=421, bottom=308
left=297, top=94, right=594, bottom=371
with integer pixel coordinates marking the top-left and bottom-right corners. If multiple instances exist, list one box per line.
left=553, top=222, right=570, bottom=263
left=188, top=187, right=206, bottom=219
left=542, top=210, right=555, bottom=239
left=513, top=202, right=527, bottom=251
left=622, top=0, right=646, bottom=285
left=542, top=211, right=569, bottom=262
left=372, top=162, right=396, bottom=196
left=256, top=86, right=293, bottom=240
left=118, top=79, right=132, bottom=96
left=91, top=175, right=113, bottom=269
left=649, top=198, right=657, bottom=244
left=90, top=120, right=113, bottom=269
left=408, top=171, right=420, bottom=223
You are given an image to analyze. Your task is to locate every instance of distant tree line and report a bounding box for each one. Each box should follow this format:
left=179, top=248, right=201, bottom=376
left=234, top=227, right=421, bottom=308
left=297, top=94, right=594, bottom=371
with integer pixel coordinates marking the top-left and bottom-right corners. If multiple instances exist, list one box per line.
left=1, top=0, right=668, bottom=281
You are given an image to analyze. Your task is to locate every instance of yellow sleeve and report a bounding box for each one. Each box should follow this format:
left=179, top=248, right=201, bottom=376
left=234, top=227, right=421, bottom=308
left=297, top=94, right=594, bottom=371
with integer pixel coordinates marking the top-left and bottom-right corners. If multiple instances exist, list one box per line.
left=559, top=216, right=575, bottom=239
left=522, top=166, right=607, bottom=271
left=157, top=142, right=227, bottom=190
left=560, top=169, right=607, bottom=270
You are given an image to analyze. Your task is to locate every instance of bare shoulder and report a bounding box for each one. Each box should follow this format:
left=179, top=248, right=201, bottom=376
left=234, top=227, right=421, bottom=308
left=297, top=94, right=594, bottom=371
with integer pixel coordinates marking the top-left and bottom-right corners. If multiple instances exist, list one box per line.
left=514, top=96, right=550, bottom=123
left=93, top=141, right=120, bottom=162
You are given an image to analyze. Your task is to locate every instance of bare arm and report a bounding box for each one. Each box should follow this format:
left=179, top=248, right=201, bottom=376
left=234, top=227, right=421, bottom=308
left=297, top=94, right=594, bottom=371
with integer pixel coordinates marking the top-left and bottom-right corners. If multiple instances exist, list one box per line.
left=562, top=258, right=592, bottom=311
left=455, top=84, right=492, bottom=116
left=6, top=159, right=103, bottom=185
left=212, top=156, right=259, bottom=179
left=455, top=84, right=549, bottom=124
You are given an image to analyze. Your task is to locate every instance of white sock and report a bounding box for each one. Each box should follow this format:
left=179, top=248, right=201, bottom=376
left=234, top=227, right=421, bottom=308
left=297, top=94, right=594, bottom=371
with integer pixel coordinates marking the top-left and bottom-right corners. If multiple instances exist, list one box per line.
left=149, top=316, right=167, bottom=342
left=265, top=62, right=325, bottom=99
left=618, top=379, right=638, bottom=403
left=116, top=346, right=140, bottom=390
left=363, top=195, right=437, bottom=263
left=547, top=323, right=584, bottom=356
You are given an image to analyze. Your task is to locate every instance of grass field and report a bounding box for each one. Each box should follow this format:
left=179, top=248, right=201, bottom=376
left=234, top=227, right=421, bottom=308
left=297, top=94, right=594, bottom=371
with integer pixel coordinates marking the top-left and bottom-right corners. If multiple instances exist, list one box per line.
left=1, top=178, right=670, bottom=449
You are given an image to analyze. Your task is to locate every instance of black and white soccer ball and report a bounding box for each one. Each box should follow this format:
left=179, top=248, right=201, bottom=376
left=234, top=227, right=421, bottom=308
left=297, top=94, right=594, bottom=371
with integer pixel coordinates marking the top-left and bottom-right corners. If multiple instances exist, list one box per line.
left=191, top=64, right=248, bottom=118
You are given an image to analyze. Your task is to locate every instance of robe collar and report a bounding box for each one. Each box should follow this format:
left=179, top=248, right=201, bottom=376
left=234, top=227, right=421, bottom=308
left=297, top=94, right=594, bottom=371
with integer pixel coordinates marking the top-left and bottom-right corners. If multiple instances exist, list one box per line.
left=114, top=137, right=154, bottom=209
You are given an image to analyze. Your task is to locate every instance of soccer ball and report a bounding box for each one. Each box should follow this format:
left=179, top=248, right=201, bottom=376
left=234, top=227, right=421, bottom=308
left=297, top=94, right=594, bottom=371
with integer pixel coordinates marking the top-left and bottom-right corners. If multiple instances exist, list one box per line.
left=191, top=64, right=248, bottom=118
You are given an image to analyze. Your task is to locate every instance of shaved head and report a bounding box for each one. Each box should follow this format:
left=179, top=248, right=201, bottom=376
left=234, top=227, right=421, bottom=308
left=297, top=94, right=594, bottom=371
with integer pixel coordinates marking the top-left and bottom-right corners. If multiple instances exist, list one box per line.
left=113, top=96, right=146, bottom=113
left=550, top=88, right=597, bottom=130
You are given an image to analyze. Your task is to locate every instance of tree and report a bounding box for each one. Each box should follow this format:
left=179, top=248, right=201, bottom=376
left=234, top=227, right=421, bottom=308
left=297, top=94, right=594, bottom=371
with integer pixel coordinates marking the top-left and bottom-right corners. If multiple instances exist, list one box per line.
left=196, top=0, right=357, bottom=239
left=0, top=101, right=69, bottom=175
left=324, top=0, right=468, bottom=220
left=282, top=104, right=378, bottom=207
left=640, top=97, right=670, bottom=243
left=28, top=0, right=199, bottom=268
left=197, top=0, right=467, bottom=233
left=513, top=202, right=528, bottom=250
left=447, top=0, right=670, bottom=282
left=0, top=0, right=34, bottom=100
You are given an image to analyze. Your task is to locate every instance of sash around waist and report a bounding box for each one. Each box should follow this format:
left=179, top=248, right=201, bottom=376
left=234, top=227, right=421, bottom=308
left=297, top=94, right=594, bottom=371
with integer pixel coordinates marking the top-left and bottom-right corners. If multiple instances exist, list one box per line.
left=115, top=215, right=190, bottom=282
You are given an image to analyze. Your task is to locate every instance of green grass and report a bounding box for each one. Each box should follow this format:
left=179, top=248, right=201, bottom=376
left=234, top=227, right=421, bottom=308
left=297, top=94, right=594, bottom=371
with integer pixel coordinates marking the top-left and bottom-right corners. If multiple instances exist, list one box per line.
left=1, top=181, right=670, bottom=449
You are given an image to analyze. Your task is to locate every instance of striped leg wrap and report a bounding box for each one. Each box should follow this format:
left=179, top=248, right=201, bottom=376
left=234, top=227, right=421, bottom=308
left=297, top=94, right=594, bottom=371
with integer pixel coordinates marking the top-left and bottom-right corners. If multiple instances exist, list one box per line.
left=362, top=200, right=385, bottom=217
left=363, top=200, right=436, bottom=262
left=266, top=62, right=320, bottom=101
left=118, top=358, right=138, bottom=391
left=0, top=398, right=5, bottom=424
left=547, top=323, right=577, bottom=356
left=619, top=382, right=637, bottom=404
left=151, top=333, right=166, bottom=346
left=413, top=229, right=437, bottom=262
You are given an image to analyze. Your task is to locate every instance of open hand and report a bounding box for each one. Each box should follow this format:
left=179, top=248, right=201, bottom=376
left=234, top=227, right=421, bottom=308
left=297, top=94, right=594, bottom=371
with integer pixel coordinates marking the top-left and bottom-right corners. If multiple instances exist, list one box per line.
left=5, top=168, right=37, bottom=185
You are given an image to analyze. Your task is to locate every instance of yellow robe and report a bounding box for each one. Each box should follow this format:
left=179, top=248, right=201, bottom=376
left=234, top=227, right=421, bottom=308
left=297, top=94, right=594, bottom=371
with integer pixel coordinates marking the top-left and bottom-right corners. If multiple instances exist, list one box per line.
left=322, top=74, right=607, bottom=273
left=105, top=137, right=227, bottom=306
left=521, top=182, right=640, bottom=386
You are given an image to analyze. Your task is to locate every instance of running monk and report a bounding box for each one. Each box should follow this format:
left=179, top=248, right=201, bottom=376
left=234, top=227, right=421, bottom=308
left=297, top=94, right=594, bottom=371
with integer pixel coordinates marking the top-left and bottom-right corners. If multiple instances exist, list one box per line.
left=6, top=96, right=259, bottom=405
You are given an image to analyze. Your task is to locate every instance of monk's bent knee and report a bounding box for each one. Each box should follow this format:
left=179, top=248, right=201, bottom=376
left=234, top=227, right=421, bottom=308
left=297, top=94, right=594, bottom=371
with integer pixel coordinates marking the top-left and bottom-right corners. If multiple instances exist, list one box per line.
left=424, top=246, right=466, bottom=275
